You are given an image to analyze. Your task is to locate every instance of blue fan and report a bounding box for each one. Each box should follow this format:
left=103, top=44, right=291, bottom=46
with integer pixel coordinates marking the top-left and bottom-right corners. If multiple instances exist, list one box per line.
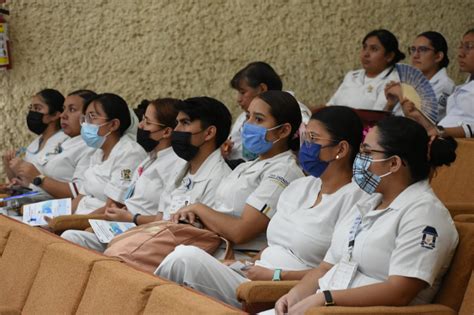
left=396, top=64, right=438, bottom=123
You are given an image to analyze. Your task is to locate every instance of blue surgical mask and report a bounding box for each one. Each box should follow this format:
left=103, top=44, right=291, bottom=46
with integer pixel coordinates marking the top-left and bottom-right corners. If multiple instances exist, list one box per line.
left=353, top=153, right=392, bottom=194
left=298, top=142, right=334, bottom=177
left=81, top=122, right=110, bottom=149
left=241, top=123, right=282, bottom=155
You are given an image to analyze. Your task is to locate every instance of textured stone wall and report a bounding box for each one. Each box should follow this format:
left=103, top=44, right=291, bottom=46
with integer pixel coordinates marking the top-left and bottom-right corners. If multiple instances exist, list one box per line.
left=0, top=0, right=473, bottom=177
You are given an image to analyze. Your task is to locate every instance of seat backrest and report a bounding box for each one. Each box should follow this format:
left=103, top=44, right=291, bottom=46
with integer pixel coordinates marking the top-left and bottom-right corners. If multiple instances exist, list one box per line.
left=434, top=221, right=474, bottom=311
left=0, top=223, right=65, bottom=310
left=459, top=270, right=474, bottom=315
left=22, top=242, right=114, bottom=315
left=431, top=138, right=474, bottom=205
left=143, top=284, right=244, bottom=314
left=75, top=260, right=168, bottom=314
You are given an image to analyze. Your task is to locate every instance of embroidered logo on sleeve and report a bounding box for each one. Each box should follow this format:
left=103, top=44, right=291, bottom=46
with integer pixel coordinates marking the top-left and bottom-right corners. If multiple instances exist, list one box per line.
left=267, top=174, right=289, bottom=188
left=121, top=169, right=132, bottom=181
left=420, top=226, right=438, bottom=250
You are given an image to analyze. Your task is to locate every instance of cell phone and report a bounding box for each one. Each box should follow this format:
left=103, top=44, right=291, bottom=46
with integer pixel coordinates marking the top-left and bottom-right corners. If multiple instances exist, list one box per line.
left=178, top=219, right=203, bottom=229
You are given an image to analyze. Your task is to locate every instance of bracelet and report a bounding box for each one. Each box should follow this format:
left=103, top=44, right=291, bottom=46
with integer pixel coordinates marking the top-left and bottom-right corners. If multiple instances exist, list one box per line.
left=132, top=213, right=141, bottom=225
left=272, top=268, right=282, bottom=281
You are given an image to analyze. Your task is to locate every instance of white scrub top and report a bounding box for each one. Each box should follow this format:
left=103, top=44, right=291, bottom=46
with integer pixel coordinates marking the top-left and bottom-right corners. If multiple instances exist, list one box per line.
left=430, top=68, right=455, bottom=121
left=438, top=79, right=474, bottom=131
left=23, top=130, right=69, bottom=169
left=214, top=150, right=304, bottom=251
left=319, top=180, right=458, bottom=305
left=124, top=147, right=186, bottom=216
left=33, top=135, right=96, bottom=196
left=75, top=136, right=147, bottom=214
left=124, top=108, right=139, bottom=140
left=227, top=90, right=311, bottom=161
left=159, top=149, right=232, bottom=220
left=257, top=178, right=367, bottom=271
left=327, top=67, right=400, bottom=111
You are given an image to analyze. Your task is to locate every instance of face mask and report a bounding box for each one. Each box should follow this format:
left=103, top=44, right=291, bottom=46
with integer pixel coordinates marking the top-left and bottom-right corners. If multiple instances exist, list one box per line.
left=81, top=122, right=110, bottom=149
left=352, top=153, right=392, bottom=194
left=298, top=142, right=335, bottom=177
left=241, top=123, right=282, bottom=155
left=26, top=111, right=48, bottom=135
left=137, top=128, right=162, bottom=152
left=171, top=131, right=202, bottom=161
left=242, top=143, right=259, bottom=161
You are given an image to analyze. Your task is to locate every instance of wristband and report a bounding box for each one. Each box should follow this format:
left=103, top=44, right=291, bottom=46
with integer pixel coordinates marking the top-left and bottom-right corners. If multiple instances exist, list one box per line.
left=132, top=213, right=141, bottom=225
left=323, top=290, right=335, bottom=306
left=272, top=268, right=282, bottom=281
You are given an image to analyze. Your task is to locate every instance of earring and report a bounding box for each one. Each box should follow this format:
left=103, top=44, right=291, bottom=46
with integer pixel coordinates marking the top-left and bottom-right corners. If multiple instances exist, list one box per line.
left=336, top=155, right=340, bottom=160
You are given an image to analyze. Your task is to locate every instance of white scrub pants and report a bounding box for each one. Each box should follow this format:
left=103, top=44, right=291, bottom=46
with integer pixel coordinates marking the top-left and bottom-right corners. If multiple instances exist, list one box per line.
left=61, top=230, right=107, bottom=252
left=155, top=245, right=250, bottom=307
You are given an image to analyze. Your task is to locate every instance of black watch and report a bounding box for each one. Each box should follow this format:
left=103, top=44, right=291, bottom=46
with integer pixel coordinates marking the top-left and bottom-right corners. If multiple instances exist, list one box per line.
left=32, top=175, right=46, bottom=186
left=323, top=290, right=335, bottom=306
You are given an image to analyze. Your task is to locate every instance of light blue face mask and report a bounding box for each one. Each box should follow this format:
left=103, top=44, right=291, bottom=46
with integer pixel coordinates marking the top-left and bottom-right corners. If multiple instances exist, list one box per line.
left=241, top=123, right=282, bottom=155
left=81, top=122, right=111, bottom=149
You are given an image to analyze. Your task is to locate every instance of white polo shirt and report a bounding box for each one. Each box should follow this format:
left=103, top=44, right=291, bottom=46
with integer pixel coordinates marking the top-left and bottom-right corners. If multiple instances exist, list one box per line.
left=256, top=178, right=367, bottom=271
left=159, top=149, right=232, bottom=220
left=327, top=67, right=400, bottom=111
left=23, top=130, right=70, bottom=168
left=430, top=68, right=455, bottom=121
left=319, top=180, right=458, bottom=305
left=124, top=147, right=186, bottom=216
left=214, top=150, right=304, bottom=251
left=75, top=136, right=147, bottom=214
left=33, top=135, right=96, bottom=195
left=439, top=78, right=474, bottom=130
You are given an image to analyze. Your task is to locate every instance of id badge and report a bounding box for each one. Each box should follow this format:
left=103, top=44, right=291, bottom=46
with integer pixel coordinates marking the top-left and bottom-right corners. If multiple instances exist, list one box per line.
left=168, top=195, right=192, bottom=214
left=327, top=260, right=358, bottom=290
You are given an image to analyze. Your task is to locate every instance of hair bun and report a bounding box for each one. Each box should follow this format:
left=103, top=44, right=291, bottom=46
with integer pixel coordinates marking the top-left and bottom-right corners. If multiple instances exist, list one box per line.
left=429, top=136, right=457, bottom=167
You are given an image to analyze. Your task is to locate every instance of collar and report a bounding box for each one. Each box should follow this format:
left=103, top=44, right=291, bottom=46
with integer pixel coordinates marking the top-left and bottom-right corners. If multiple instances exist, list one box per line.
left=174, top=149, right=226, bottom=186
left=359, top=66, right=395, bottom=84
left=430, top=67, right=448, bottom=85
left=242, top=150, right=295, bottom=173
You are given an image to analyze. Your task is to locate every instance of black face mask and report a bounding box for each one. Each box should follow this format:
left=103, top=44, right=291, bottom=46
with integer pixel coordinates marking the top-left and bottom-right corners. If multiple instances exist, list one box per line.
left=171, top=131, right=200, bottom=161
left=26, top=111, right=48, bottom=135
left=137, top=128, right=161, bottom=152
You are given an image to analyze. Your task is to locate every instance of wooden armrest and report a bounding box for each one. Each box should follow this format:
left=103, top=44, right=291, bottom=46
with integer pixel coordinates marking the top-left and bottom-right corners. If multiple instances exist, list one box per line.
left=305, top=304, right=456, bottom=315
left=236, top=280, right=298, bottom=313
left=47, top=214, right=106, bottom=234
left=0, top=306, right=21, bottom=315
left=446, top=202, right=474, bottom=218
left=453, top=213, right=474, bottom=223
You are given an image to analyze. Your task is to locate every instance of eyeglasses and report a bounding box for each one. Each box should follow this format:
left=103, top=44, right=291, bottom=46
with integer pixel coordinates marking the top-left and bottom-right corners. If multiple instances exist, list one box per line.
left=28, top=104, right=48, bottom=113
left=408, top=46, right=434, bottom=55
left=80, top=113, right=109, bottom=125
left=458, top=41, right=474, bottom=53
left=359, top=143, right=387, bottom=156
left=142, top=116, right=167, bottom=127
left=301, top=131, right=338, bottom=146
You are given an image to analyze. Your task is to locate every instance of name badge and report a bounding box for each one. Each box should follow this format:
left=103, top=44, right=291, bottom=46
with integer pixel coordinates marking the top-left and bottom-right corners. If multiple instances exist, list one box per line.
left=327, top=260, right=358, bottom=290
left=168, top=195, right=192, bottom=215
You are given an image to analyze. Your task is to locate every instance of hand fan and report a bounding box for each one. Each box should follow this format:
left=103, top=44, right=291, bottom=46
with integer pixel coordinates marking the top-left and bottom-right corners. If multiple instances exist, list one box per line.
left=396, top=63, right=438, bottom=123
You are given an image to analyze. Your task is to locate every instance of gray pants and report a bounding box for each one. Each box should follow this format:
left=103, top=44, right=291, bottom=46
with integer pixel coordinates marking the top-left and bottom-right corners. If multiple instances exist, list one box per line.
left=155, top=245, right=250, bottom=307
left=61, top=230, right=107, bottom=252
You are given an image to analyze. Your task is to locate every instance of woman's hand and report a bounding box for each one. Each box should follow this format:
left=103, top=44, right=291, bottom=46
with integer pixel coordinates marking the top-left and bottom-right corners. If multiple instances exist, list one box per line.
left=15, top=162, right=41, bottom=186
left=400, top=98, right=439, bottom=136
left=242, top=265, right=274, bottom=281
left=384, top=81, right=403, bottom=111
left=220, top=139, right=234, bottom=159
left=170, top=203, right=203, bottom=224
left=288, top=293, right=325, bottom=315
left=104, top=206, right=132, bottom=222
left=275, top=290, right=303, bottom=315
left=3, top=149, right=16, bottom=166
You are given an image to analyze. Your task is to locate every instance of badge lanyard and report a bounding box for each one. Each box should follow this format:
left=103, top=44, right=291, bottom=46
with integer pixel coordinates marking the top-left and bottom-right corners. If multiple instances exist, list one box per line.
left=124, top=157, right=156, bottom=200
left=346, top=214, right=363, bottom=261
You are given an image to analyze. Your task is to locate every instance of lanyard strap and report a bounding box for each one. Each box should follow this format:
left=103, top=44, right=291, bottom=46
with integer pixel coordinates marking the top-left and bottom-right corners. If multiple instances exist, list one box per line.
left=347, top=215, right=362, bottom=261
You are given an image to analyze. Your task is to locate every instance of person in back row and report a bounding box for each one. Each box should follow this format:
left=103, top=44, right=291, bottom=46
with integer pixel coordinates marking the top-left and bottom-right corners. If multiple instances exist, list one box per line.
left=275, top=116, right=458, bottom=314
left=155, top=106, right=367, bottom=307
left=72, top=93, right=146, bottom=214
left=13, top=90, right=98, bottom=198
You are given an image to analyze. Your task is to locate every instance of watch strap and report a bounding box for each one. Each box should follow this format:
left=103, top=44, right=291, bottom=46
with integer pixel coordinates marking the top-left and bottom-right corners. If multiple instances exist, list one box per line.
left=272, top=268, right=282, bottom=281
left=323, top=290, right=335, bottom=306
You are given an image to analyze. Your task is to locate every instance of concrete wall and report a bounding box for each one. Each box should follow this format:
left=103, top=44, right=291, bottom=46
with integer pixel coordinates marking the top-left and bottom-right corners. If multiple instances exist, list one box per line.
left=0, top=0, right=473, bottom=177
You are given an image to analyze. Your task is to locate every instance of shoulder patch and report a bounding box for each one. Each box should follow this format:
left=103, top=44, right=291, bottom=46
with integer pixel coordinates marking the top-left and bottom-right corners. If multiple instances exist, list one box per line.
left=420, top=226, right=438, bottom=250
left=267, top=174, right=290, bottom=188
left=121, top=169, right=132, bottom=181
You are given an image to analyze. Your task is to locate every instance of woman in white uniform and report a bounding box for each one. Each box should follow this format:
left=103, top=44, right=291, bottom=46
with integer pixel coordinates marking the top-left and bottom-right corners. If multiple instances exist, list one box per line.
left=3, top=89, right=68, bottom=183
left=13, top=90, right=97, bottom=198
left=223, top=62, right=311, bottom=162
left=327, top=29, right=405, bottom=111
left=155, top=106, right=367, bottom=307
left=386, top=31, right=455, bottom=121
left=73, top=93, right=146, bottom=214
left=275, top=116, right=458, bottom=314
left=62, top=98, right=185, bottom=251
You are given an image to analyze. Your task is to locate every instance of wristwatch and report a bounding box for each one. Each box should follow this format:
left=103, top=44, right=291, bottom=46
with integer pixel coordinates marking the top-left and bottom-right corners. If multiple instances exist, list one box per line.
left=436, top=125, right=446, bottom=137
left=272, top=268, right=282, bottom=281
left=32, top=175, right=46, bottom=186
left=323, top=290, right=335, bottom=306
